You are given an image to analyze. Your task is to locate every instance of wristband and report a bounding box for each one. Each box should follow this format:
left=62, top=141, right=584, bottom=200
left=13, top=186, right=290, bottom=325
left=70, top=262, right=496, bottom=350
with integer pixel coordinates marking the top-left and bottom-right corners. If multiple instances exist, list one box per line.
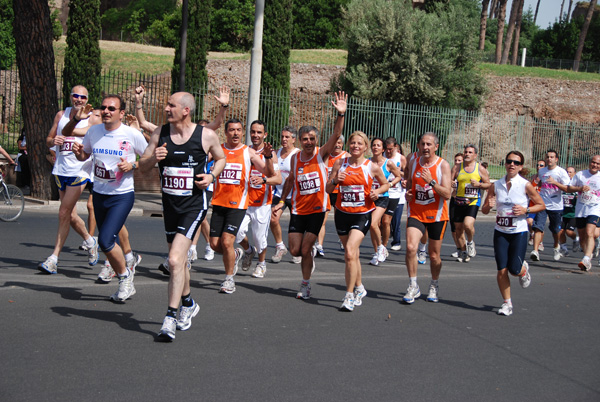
left=337, top=112, right=345, bottom=117
left=264, top=154, right=273, bottom=159
left=222, top=104, right=229, bottom=108
left=209, top=172, right=216, bottom=182
left=279, top=200, right=285, bottom=204
left=136, top=105, right=143, bottom=109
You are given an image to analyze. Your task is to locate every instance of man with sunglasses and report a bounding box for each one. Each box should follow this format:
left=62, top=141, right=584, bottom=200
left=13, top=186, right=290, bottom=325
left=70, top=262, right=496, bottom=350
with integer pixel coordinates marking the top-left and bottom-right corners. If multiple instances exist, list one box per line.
left=39, top=86, right=98, bottom=274
left=73, top=94, right=148, bottom=302
left=530, top=150, right=569, bottom=262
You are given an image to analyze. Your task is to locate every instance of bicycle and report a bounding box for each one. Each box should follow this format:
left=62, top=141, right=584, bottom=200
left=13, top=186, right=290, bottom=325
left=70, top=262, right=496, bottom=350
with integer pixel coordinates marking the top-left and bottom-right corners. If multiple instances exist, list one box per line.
left=0, top=164, right=25, bottom=221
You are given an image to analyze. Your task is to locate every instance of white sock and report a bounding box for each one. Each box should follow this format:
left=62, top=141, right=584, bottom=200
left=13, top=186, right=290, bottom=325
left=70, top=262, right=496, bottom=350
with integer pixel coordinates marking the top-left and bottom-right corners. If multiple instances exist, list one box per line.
left=276, top=242, right=285, bottom=248
left=49, top=255, right=58, bottom=263
left=125, top=252, right=134, bottom=263
left=84, top=237, right=95, bottom=247
left=409, top=277, right=417, bottom=287
left=189, top=245, right=197, bottom=252
left=418, top=243, right=426, bottom=252
left=504, top=298, right=512, bottom=306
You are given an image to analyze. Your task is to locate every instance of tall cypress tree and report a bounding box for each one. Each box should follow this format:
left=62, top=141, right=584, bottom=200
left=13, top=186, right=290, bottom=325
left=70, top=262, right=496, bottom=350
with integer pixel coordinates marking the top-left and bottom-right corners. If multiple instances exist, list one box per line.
left=62, top=0, right=102, bottom=107
left=260, top=0, right=292, bottom=139
left=172, top=0, right=211, bottom=109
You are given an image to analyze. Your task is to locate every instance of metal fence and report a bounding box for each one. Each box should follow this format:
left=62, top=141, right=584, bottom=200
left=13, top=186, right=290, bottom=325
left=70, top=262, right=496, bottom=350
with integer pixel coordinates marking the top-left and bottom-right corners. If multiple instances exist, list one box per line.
left=1, top=64, right=599, bottom=179
left=481, top=52, right=600, bottom=73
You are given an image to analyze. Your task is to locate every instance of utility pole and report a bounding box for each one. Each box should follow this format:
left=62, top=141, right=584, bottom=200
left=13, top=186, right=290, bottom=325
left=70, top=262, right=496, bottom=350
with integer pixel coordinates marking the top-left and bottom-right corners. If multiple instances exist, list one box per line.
left=179, top=0, right=189, bottom=91
left=246, top=0, right=264, bottom=144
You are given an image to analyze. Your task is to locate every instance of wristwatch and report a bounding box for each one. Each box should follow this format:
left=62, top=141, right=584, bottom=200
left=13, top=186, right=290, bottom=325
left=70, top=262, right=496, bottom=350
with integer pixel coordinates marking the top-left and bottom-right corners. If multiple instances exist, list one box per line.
left=262, top=177, right=267, bottom=184
left=429, top=179, right=437, bottom=187
left=131, top=162, right=137, bottom=170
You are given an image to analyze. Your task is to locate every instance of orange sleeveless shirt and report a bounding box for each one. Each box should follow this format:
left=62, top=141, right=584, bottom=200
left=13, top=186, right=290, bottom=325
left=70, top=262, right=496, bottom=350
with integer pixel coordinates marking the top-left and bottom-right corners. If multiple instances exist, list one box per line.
left=408, top=156, right=448, bottom=222
left=291, top=148, right=329, bottom=215
left=212, top=144, right=251, bottom=210
left=335, top=158, right=375, bottom=214
left=247, top=152, right=273, bottom=207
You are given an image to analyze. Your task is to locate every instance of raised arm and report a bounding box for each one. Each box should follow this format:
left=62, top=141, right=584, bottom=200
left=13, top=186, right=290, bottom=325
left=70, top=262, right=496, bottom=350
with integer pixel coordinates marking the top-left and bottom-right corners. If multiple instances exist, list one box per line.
left=134, top=85, right=158, bottom=133
left=204, top=86, right=230, bottom=131
left=137, top=126, right=163, bottom=172
left=319, top=91, right=347, bottom=159
left=250, top=143, right=275, bottom=178
left=62, top=104, right=94, bottom=137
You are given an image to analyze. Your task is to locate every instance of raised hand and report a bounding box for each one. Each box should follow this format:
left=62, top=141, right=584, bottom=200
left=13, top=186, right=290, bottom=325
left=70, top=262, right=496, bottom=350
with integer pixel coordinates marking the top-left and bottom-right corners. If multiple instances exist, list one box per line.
left=215, top=86, right=230, bottom=106
left=332, top=91, right=348, bottom=115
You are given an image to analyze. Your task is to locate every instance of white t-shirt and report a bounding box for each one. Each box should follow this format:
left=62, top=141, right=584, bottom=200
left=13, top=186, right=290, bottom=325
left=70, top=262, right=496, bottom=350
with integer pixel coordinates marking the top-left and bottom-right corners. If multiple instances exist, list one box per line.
left=570, top=170, right=600, bottom=218
left=82, top=123, right=148, bottom=195
left=494, top=174, right=530, bottom=234
left=273, top=147, right=300, bottom=199
left=388, top=152, right=406, bottom=204
left=52, top=107, right=93, bottom=178
left=538, top=166, right=570, bottom=211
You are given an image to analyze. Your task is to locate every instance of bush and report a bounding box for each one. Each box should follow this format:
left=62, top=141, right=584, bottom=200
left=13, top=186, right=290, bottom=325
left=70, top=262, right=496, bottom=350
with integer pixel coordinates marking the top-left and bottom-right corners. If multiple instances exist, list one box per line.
left=0, top=0, right=16, bottom=69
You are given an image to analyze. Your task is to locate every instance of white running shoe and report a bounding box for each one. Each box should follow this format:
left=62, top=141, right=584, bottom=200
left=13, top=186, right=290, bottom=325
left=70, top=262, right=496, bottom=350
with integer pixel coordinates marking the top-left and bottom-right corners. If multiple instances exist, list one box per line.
left=497, top=303, right=513, bottom=316
left=176, top=302, right=200, bottom=331
left=467, top=241, right=476, bottom=258
left=292, top=255, right=302, bottom=264
left=110, top=269, right=136, bottom=301
left=38, top=257, right=58, bottom=274
left=340, top=293, right=355, bottom=311
left=158, top=257, right=170, bottom=276
left=560, top=243, right=570, bottom=257
left=553, top=247, right=562, bottom=261
left=157, top=316, right=177, bottom=341
left=417, top=250, right=427, bottom=264
left=403, top=285, right=421, bottom=304
left=233, top=248, right=243, bottom=276
left=204, top=245, right=215, bottom=261
left=242, top=247, right=256, bottom=271
left=98, top=260, right=115, bottom=283
left=457, top=250, right=470, bottom=263
left=519, top=261, right=531, bottom=288
left=87, top=237, right=99, bottom=266
left=528, top=235, right=534, bottom=246
left=426, top=284, right=439, bottom=303
left=271, top=245, right=288, bottom=263
left=539, top=243, right=545, bottom=252
left=251, top=262, right=266, bottom=278
left=391, top=243, right=402, bottom=251
left=126, top=252, right=142, bottom=274
left=219, top=277, right=236, bottom=294
left=578, top=258, right=592, bottom=272
left=354, top=287, right=367, bottom=307
left=188, top=247, right=198, bottom=263
left=451, top=249, right=460, bottom=258
left=296, top=282, right=311, bottom=299
left=377, top=245, right=387, bottom=262
left=530, top=250, right=540, bottom=261
left=369, top=254, right=379, bottom=266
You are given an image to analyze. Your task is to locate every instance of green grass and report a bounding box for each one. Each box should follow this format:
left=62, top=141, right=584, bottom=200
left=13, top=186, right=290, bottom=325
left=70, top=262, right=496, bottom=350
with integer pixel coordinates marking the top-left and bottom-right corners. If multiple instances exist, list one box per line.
left=478, top=62, right=600, bottom=82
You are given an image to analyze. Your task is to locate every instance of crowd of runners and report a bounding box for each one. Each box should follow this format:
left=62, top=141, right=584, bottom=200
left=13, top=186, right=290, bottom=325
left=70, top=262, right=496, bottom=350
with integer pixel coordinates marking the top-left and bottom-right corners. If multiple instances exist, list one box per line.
left=35, top=84, right=600, bottom=341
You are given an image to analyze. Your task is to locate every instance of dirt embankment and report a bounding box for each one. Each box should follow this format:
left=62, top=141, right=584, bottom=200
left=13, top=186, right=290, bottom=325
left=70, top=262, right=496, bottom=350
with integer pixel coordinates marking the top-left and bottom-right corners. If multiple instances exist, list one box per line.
left=207, top=59, right=600, bottom=123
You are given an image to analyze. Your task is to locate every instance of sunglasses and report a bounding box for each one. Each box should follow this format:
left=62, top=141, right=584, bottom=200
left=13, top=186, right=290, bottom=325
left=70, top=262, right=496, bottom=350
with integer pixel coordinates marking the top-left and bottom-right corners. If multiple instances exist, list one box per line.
left=100, top=105, right=119, bottom=112
left=537, top=164, right=545, bottom=167
left=506, top=159, right=523, bottom=166
left=71, top=93, right=88, bottom=99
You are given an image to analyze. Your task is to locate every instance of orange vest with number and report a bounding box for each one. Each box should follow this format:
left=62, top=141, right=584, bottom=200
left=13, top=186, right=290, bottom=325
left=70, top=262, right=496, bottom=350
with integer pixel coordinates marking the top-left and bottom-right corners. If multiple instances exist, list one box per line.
left=212, top=144, right=251, bottom=209
left=335, top=158, right=375, bottom=214
left=291, top=148, right=329, bottom=215
left=247, top=152, right=273, bottom=207
left=408, top=156, right=448, bottom=222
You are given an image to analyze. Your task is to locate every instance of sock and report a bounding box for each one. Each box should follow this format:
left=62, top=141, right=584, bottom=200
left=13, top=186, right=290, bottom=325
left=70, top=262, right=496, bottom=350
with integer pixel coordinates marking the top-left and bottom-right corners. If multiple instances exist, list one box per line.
left=205, top=244, right=213, bottom=251
left=302, top=279, right=310, bottom=285
left=118, top=269, right=130, bottom=279
left=346, top=291, right=354, bottom=299
left=418, top=243, right=426, bottom=252
left=504, top=298, right=512, bottom=306
left=355, top=284, right=365, bottom=293
left=181, top=293, right=194, bottom=307
left=467, top=240, right=473, bottom=245
left=49, top=255, right=58, bottom=263
left=84, top=237, right=95, bottom=247
left=225, top=275, right=234, bottom=281
left=316, top=244, right=323, bottom=250
left=583, top=255, right=591, bottom=262
left=276, top=242, right=285, bottom=248
left=189, top=245, right=197, bottom=252
left=125, top=252, right=134, bottom=264
left=431, top=279, right=439, bottom=287
left=166, top=307, right=177, bottom=318
left=257, top=261, right=266, bottom=266
left=409, top=277, right=417, bottom=287
left=245, top=247, right=253, bottom=254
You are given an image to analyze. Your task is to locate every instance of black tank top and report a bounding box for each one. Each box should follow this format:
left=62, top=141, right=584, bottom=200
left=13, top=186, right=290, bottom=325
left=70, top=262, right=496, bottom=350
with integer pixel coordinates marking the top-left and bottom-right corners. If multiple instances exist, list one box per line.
left=158, top=123, right=209, bottom=212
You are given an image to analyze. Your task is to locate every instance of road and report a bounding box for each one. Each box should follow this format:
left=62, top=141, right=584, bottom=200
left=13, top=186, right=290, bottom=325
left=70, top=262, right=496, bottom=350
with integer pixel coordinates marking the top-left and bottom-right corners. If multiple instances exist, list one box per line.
left=1, top=209, right=599, bottom=401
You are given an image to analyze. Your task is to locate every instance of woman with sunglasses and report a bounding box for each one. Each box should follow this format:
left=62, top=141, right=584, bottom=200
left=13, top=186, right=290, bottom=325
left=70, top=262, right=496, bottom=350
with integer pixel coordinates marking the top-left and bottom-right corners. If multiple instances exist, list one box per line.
left=327, top=131, right=390, bottom=311
left=481, top=151, right=545, bottom=316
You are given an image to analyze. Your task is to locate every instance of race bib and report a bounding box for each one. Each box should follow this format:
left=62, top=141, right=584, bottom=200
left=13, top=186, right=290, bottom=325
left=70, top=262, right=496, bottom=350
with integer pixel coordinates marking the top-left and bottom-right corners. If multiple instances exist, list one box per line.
left=562, top=193, right=575, bottom=208
left=250, top=169, right=263, bottom=189
left=581, top=191, right=600, bottom=206
left=298, top=171, right=321, bottom=195
left=464, top=183, right=479, bottom=198
left=496, top=216, right=516, bottom=228
left=340, top=185, right=365, bottom=208
left=59, top=137, right=77, bottom=155
left=94, top=160, right=116, bottom=182
left=415, top=184, right=434, bottom=205
left=162, top=166, right=194, bottom=196
left=219, top=163, right=242, bottom=185
left=372, top=179, right=381, bottom=191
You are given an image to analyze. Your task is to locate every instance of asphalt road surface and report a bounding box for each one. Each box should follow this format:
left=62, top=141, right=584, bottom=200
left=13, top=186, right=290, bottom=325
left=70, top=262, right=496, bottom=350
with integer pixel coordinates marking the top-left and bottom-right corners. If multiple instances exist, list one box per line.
left=1, top=210, right=599, bottom=401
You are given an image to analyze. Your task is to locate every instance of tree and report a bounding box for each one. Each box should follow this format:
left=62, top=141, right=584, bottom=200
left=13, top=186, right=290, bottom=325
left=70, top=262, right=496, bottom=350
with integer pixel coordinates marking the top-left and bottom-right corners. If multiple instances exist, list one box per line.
left=494, top=0, right=508, bottom=63
left=260, top=0, right=293, bottom=135
left=534, top=0, right=541, bottom=25
left=62, top=0, right=102, bottom=107
left=574, top=0, right=598, bottom=71
left=500, top=0, right=522, bottom=64
left=292, top=0, right=349, bottom=49
left=0, top=0, right=16, bottom=69
left=567, top=0, right=575, bottom=23
left=12, top=0, right=57, bottom=199
left=479, top=0, right=491, bottom=50
left=510, top=0, right=526, bottom=64
left=338, top=0, right=486, bottom=110
left=210, top=0, right=254, bottom=52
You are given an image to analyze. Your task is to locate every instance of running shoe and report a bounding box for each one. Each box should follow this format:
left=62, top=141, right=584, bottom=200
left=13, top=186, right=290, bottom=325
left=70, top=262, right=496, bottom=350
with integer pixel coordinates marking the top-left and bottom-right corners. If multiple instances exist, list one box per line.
left=292, top=255, right=302, bottom=264
left=539, top=243, right=545, bottom=252
left=426, top=284, right=439, bottom=303
left=233, top=248, right=243, bottom=276
left=79, top=236, right=97, bottom=251
left=110, top=269, right=136, bottom=301
left=451, top=249, right=460, bottom=258
left=530, top=250, right=540, bottom=261
left=98, top=260, right=115, bottom=283
left=204, top=245, right=215, bottom=261
left=572, top=239, right=581, bottom=253
left=339, top=240, right=344, bottom=250
left=553, top=247, right=562, bottom=261
left=188, top=247, right=198, bottom=263
left=377, top=245, right=387, bottom=263
left=157, top=316, right=177, bottom=341
left=88, top=237, right=99, bottom=266
left=560, top=243, right=570, bottom=257
left=578, top=258, right=592, bottom=272
left=417, top=250, right=427, bottom=264
left=457, top=250, right=470, bottom=263
left=251, top=262, right=266, bottom=278
left=219, top=277, right=236, bottom=294
left=403, top=285, right=421, bottom=304
left=271, top=245, right=288, bottom=263
left=391, top=243, right=402, bottom=251
left=340, top=293, right=355, bottom=312
left=528, top=235, right=534, bottom=246
left=242, top=247, right=256, bottom=271
left=126, top=252, right=142, bottom=274
left=158, top=257, right=170, bottom=276
left=519, top=261, right=531, bottom=288
left=354, top=287, right=367, bottom=307
left=497, top=303, right=513, bottom=316
left=176, top=301, right=200, bottom=331
left=369, top=254, right=379, bottom=266
left=296, top=282, right=311, bottom=300
left=315, top=244, right=325, bottom=258
left=467, top=241, right=476, bottom=258
left=38, top=257, right=58, bottom=274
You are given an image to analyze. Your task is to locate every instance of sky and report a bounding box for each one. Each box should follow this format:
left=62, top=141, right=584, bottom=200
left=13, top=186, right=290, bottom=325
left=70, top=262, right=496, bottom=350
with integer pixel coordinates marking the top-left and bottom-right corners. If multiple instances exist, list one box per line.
left=522, top=0, right=568, bottom=28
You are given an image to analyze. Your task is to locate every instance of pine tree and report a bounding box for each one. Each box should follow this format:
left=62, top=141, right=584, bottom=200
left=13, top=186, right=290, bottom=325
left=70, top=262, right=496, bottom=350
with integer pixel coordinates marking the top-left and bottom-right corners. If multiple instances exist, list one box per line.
left=62, top=0, right=102, bottom=107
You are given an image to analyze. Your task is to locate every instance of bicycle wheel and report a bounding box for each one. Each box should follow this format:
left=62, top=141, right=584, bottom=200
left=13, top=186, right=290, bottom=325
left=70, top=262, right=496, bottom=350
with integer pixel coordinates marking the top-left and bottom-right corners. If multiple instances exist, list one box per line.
left=0, top=184, right=25, bottom=222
